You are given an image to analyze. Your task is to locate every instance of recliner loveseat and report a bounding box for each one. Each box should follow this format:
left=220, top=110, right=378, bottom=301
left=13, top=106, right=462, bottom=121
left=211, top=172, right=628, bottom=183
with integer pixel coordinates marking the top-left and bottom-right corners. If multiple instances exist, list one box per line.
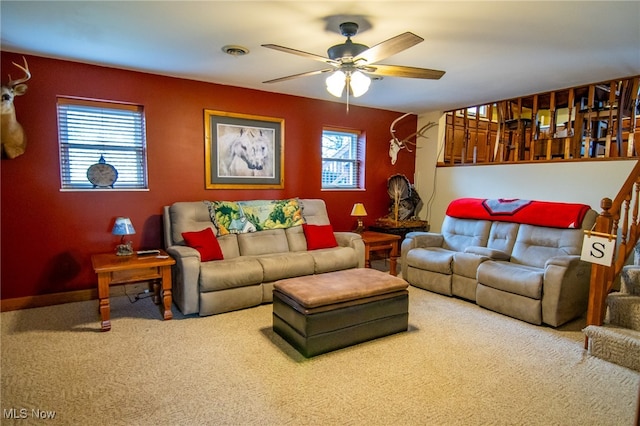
left=401, top=198, right=597, bottom=326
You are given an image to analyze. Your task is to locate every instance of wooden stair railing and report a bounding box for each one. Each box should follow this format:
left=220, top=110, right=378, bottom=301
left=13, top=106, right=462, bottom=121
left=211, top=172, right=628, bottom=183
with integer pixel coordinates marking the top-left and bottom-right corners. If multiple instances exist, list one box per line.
left=584, top=159, right=640, bottom=348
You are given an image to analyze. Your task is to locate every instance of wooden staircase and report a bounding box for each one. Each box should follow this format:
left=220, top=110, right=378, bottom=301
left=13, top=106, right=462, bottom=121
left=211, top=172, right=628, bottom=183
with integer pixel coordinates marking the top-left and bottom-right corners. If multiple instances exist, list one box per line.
left=583, top=160, right=640, bottom=373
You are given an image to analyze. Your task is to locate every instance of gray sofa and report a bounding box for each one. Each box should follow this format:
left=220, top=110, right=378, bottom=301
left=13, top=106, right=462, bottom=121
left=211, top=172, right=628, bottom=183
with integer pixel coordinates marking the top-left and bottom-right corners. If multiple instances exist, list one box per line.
left=401, top=199, right=597, bottom=326
left=163, top=199, right=365, bottom=316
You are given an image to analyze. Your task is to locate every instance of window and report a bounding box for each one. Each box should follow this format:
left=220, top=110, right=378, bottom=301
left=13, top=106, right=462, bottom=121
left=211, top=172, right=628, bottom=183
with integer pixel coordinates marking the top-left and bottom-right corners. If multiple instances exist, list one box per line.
left=321, top=128, right=364, bottom=189
left=57, top=98, right=148, bottom=190
left=457, top=105, right=488, bottom=118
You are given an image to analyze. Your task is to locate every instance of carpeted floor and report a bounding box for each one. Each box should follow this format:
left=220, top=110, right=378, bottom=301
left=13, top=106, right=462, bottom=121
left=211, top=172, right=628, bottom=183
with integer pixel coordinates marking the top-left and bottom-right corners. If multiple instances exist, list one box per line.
left=1, top=283, right=639, bottom=425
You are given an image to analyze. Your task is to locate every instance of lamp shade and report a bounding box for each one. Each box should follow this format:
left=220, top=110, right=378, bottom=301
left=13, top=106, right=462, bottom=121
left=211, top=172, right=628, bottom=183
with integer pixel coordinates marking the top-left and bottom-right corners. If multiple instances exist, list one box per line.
left=350, top=203, right=368, bottom=217
left=112, top=217, right=136, bottom=236
left=326, top=70, right=346, bottom=97
left=349, top=71, right=371, bottom=97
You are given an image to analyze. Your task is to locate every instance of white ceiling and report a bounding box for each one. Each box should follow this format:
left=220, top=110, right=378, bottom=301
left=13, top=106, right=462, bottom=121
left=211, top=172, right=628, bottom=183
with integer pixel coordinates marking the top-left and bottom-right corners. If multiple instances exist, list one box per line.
left=1, top=1, right=639, bottom=114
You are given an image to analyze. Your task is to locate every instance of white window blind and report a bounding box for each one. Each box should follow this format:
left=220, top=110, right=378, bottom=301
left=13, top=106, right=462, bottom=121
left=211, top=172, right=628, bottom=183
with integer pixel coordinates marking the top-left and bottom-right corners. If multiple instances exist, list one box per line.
left=57, top=98, right=148, bottom=189
left=321, top=128, right=364, bottom=189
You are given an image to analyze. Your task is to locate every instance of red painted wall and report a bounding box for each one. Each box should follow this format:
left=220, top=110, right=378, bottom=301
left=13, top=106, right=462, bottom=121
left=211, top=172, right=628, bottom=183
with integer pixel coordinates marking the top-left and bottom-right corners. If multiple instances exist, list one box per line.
left=0, top=52, right=417, bottom=300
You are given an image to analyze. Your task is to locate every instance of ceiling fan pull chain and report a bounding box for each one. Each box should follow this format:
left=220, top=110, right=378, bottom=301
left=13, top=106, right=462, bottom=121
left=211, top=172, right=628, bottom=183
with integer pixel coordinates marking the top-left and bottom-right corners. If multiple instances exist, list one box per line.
left=346, top=74, right=351, bottom=113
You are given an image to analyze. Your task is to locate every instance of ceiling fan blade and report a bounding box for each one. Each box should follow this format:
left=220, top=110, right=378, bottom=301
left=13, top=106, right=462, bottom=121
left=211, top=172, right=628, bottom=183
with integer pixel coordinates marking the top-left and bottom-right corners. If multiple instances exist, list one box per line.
left=262, top=44, right=338, bottom=65
left=354, top=32, right=423, bottom=65
left=365, top=64, right=445, bottom=80
left=263, top=68, right=335, bottom=84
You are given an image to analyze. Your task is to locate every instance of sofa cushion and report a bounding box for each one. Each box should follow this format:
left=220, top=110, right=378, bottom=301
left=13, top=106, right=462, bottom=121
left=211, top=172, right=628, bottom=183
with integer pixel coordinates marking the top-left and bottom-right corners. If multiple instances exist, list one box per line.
left=299, top=199, right=331, bottom=225
left=407, top=266, right=453, bottom=296
left=238, top=229, right=289, bottom=256
left=169, top=201, right=216, bottom=246
left=285, top=226, right=307, bottom=252
left=453, top=252, right=488, bottom=279
left=477, top=283, right=542, bottom=325
left=477, top=260, right=543, bottom=299
left=217, top=233, right=240, bottom=259
left=511, top=224, right=583, bottom=268
left=257, top=252, right=315, bottom=282
left=464, top=246, right=510, bottom=260
left=308, top=247, right=358, bottom=273
left=487, top=221, right=519, bottom=254
left=181, top=228, right=223, bottom=261
left=406, top=247, right=454, bottom=275
left=199, top=258, right=264, bottom=292
left=303, top=223, right=338, bottom=250
left=441, top=216, right=491, bottom=252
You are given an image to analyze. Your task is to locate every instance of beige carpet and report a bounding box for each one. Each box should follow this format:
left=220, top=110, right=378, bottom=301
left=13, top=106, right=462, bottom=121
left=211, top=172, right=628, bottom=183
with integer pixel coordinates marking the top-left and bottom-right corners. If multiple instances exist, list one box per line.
left=1, top=285, right=639, bottom=425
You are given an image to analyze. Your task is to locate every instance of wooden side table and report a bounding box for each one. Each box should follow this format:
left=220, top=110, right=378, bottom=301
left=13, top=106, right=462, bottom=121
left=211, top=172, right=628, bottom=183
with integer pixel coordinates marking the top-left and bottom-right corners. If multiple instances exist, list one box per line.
left=369, top=220, right=429, bottom=240
left=91, top=250, right=176, bottom=331
left=359, top=231, right=401, bottom=276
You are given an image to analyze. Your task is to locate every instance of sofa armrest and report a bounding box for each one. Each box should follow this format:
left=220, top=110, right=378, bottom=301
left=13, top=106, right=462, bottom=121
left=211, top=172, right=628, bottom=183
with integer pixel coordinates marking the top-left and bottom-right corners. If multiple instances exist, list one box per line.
left=406, top=232, right=444, bottom=248
left=400, top=232, right=445, bottom=279
left=334, top=231, right=365, bottom=268
left=465, top=246, right=510, bottom=260
left=542, top=255, right=591, bottom=327
left=168, top=244, right=200, bottom=260
left=545, top=255, right=579, bottom=268
left=165, top=245, right=202, bottom=315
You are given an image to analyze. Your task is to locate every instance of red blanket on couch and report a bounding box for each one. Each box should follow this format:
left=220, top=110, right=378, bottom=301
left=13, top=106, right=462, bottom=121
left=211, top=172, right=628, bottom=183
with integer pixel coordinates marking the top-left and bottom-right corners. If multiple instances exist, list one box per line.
left=446, top=198, right=591, bottom=229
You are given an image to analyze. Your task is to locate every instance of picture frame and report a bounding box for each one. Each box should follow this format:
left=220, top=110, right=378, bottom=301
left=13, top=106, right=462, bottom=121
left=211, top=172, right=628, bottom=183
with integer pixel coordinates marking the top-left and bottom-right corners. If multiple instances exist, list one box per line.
left=204, top=110, right=284, bottom=189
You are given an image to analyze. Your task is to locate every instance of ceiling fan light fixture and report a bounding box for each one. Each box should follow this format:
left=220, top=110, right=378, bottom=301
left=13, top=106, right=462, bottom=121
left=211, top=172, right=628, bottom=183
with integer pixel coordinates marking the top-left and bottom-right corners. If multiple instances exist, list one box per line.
left=349, top=70, right=371, bottom=97
left=326, top=70, right=346, bottom=97
left=326, top=70, right=370, bottom=98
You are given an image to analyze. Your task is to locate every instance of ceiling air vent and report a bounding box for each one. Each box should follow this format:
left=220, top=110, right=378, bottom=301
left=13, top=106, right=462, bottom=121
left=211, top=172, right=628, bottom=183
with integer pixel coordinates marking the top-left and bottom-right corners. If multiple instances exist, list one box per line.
left=221, top=45, right=250, bottom=57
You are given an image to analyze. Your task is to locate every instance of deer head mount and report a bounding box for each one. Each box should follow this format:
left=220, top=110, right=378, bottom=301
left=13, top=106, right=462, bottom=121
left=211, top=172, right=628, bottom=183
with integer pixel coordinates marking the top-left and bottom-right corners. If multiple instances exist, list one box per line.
left=1, top=57, right=31, bottom=159
left=388, top=112, right=436, bottom=165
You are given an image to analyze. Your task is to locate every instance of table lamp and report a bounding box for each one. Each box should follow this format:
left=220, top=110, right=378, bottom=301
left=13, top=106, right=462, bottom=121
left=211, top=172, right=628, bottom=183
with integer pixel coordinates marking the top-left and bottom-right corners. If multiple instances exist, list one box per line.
left=350, top=203, right=368, bottom=233
left=112, top=217, right=136, bottom=256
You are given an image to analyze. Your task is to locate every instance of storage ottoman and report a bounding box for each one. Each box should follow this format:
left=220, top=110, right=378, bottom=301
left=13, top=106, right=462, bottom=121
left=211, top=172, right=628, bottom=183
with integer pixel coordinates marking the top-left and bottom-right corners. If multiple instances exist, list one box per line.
left=272, top=268, right=409, bottom=357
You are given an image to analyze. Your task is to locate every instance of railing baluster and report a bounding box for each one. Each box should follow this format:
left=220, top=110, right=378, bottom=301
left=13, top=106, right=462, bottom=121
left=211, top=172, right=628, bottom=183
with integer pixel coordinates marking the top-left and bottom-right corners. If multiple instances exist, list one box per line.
left=442, top=75, right=639, bottom=163
left=621, top=196, right=630, bottom=247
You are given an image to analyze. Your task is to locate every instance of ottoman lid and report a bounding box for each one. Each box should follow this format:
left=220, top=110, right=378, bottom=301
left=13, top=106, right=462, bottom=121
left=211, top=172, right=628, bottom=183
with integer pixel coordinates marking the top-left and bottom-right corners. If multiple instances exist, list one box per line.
left=274, top=268, right=408, bottom=309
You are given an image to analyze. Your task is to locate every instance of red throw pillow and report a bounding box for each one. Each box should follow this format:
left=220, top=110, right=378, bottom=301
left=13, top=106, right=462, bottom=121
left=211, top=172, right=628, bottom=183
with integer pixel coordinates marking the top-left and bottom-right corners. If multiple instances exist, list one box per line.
left=303, top=223, right=338, bottom=250
left=181, top=228, right=224, bottom=261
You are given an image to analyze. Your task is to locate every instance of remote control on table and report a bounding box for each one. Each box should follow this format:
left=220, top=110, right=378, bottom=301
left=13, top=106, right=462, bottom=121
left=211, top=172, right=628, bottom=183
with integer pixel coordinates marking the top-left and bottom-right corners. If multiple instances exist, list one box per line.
left=137, top=249, right=160, bottom=256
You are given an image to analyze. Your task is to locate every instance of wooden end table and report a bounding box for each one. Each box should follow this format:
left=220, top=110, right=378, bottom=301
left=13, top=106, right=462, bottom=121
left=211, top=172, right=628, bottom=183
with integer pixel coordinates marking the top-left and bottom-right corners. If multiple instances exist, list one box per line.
left=359, top=231, right=401, bottom=276
left=91, top=249, right=176, bottom=331
left=369, top=220, right=429, bottom=240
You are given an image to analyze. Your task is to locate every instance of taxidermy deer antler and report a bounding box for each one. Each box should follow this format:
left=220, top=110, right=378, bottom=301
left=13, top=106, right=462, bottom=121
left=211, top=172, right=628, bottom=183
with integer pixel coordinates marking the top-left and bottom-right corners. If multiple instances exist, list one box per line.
left=1, top=57, right=31, bottom=159
left=389, top=113, right=436, bottom=164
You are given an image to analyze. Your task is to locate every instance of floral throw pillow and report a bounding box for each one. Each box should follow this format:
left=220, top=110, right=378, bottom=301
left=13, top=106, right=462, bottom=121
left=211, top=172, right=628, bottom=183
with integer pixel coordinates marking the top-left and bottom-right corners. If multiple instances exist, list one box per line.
left=206, top=201, right=252, bottom=236
left=206, top=199, right=304, bottom=236
left=237, top=198, right=305, bottom=230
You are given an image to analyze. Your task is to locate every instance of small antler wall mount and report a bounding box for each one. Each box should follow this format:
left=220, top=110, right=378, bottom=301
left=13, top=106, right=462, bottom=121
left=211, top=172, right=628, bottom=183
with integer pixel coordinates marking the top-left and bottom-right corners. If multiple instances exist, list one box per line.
left=388, top=113, right=436, bottom=165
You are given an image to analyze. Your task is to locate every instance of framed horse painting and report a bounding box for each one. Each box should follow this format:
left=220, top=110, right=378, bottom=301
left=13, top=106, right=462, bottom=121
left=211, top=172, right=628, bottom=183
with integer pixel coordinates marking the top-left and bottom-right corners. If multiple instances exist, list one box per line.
left=204, top=110, right=284, bottom=189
